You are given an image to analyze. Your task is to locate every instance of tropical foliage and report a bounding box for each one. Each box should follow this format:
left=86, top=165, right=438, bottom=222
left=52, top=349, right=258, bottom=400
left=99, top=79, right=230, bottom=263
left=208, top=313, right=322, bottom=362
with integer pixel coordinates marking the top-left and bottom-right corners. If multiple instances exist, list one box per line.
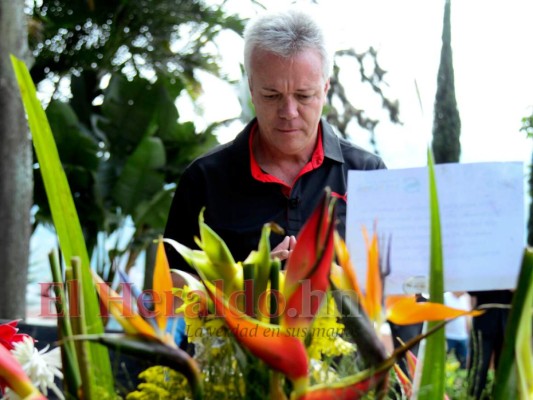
left=12, top=54, right=115, bottom=397
left=26, top=0, right=243, bottom=285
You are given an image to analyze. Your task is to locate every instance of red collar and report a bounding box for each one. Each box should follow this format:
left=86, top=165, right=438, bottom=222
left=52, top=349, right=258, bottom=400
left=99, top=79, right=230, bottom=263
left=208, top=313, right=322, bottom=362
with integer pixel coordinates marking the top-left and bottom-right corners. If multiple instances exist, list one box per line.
left=249, top=122, right=324, bottom=195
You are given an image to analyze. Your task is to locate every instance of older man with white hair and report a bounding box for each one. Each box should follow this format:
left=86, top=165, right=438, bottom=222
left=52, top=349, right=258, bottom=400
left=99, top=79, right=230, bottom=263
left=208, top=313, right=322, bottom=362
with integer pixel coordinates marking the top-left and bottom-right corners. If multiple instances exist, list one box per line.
left=165, top=8, right=385, bottom=271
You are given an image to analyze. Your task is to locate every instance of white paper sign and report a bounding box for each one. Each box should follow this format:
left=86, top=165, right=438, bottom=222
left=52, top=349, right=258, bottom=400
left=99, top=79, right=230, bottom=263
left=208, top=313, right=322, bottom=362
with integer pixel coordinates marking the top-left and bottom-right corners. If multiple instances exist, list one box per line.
left=346, top=162, right=525, bottom=294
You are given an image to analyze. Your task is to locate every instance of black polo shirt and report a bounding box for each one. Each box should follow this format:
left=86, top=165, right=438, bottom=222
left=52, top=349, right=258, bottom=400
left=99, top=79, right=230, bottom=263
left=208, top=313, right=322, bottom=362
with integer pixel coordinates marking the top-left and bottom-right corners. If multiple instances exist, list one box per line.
left=164, top=118, right=386, bottom=272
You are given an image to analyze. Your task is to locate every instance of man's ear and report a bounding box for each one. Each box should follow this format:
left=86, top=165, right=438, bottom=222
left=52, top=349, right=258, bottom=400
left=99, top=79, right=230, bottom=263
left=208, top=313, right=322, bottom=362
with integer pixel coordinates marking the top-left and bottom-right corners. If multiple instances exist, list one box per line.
left=324, top=78, right=330, bottom=94
left=248, top=77, right=253, bottom=95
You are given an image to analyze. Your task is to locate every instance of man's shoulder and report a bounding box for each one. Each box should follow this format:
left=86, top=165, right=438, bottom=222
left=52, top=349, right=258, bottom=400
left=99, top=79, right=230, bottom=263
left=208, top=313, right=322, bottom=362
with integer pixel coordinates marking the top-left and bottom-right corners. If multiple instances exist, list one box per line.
left=337, top=137, right=386, bottom=170
left=187, top=124, right=251, bottom=171
left=321, top=120, right=386, bottom=170
left=184, top=142, right=241, bottom=179
left=196, top=141, right=235, bottom=162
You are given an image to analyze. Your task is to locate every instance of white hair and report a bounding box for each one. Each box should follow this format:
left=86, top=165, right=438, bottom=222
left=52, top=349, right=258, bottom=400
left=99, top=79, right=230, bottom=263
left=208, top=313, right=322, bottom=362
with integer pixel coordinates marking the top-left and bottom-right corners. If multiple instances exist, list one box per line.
left=243, top=8, right=333, bottom=81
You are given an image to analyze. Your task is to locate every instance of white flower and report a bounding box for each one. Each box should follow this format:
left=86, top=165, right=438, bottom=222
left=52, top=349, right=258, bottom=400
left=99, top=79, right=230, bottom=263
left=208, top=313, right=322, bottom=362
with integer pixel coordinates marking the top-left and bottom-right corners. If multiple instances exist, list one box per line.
left=6, top=336, right=64, bottom=400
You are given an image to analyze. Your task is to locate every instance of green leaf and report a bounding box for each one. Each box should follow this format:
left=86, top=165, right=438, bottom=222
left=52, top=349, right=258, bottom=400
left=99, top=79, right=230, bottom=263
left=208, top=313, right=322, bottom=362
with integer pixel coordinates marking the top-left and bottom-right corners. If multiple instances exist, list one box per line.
left=46, top=100, right=99, bottom=170
left=133, top=187, right=174, bottom=230
left=152, top=79, right=185, bottom=141
left=254, top=224, right=274, bottom=294
left=163, top=238, right=219, bottom=282
left=164, top=122, right=218, bottom=179
left=45, top=100, right=105, bottom=246
left=269, top=259, right=281, bottom=325
left=493, top=248, right=533, bottom=399
left=417, top=148, right=446, bottom=399
left=48, top=250, right=82, bottom=395
left=10, top=55, right=115, bottom=394
left=515, top=279, right=533, bottom=399
left=330, top=280, right=388, bottom=367
left=196, top=209, right=239, bottom=282
left=98, top=74, right=159, bottom=152
left=243, top=223, right=276, bottom=317
left=112, top=136, right=166, bottom=215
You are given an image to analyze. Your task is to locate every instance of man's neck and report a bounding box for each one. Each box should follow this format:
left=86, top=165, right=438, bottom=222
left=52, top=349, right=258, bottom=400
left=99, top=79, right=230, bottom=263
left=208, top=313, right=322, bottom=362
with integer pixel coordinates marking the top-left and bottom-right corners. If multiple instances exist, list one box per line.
left=252, top=134, right=315, bottom=186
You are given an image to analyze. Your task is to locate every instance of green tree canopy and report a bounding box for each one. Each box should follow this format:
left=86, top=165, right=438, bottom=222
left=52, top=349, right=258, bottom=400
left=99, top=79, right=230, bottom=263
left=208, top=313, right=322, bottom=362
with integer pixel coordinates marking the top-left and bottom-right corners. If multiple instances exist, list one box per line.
left=27, top=0, right=244, bottom=279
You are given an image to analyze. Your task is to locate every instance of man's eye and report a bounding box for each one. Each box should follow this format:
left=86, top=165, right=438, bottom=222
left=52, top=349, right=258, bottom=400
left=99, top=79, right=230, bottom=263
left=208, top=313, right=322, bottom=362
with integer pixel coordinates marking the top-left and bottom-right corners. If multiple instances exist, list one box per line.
left=297, top=94, right=312, bottom=101
left=263, top=94, right=279, bottom=100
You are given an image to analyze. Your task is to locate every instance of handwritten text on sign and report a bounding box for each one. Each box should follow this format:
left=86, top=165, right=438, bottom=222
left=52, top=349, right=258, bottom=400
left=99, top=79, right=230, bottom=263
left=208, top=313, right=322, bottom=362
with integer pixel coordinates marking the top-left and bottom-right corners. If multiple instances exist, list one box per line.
left=346, top=162, right=525, bottom=294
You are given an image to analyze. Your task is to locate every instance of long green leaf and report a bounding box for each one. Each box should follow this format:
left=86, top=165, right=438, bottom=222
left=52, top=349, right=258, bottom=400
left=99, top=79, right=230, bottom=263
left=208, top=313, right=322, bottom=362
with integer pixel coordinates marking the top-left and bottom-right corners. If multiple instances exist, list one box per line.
left=48, top=250, right=82, bottom=395
left=69, top=258, right=95, bottom=399
left=10, top=55, right=115, bottom=394
left=515, top=267, right=533, bottom=399
left=493, top=248, right=533, bottom=399
left=417, top=149, right=446, bottom=399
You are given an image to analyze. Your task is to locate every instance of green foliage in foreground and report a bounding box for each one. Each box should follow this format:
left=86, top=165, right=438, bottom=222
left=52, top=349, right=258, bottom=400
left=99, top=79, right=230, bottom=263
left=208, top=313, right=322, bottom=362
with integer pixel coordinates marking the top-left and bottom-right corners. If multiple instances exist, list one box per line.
left=11, top=54, right=115, bottom=397
left=126, top=353, right=491, bottom=400
left=27, top=0, right=243, bottom=284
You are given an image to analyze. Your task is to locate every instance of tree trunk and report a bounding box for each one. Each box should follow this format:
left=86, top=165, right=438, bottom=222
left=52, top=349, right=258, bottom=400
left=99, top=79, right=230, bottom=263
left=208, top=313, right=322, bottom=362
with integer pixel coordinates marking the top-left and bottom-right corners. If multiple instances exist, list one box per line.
left=0, top=0, right=33, bottom=319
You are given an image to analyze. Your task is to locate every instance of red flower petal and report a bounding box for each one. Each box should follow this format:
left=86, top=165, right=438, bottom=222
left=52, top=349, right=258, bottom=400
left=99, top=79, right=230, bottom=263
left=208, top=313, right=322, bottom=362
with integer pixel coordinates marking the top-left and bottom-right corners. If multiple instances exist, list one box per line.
left=0, top=320, right=31, bottom=351
left=282, top=190, right=336, bottom=328
left=296, top=370, right=389, bottom=400
left=206, top=281, right=309, bottom=382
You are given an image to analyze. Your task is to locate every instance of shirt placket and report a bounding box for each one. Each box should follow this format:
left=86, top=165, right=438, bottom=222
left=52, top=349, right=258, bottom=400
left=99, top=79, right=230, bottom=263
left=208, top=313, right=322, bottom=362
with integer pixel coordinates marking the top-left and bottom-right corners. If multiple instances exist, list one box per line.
left=286, top=184, right=302, bottom=236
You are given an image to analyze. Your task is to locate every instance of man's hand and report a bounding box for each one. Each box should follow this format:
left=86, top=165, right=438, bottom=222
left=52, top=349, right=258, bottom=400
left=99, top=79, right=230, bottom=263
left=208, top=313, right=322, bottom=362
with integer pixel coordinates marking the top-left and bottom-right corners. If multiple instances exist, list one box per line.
left=271, top=235, right=297, bottom=261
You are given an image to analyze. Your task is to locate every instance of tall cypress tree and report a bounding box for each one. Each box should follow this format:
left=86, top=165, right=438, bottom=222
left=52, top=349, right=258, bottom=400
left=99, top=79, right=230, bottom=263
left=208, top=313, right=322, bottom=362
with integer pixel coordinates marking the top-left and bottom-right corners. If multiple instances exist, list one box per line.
left=432, top=0, right=461, bottom=163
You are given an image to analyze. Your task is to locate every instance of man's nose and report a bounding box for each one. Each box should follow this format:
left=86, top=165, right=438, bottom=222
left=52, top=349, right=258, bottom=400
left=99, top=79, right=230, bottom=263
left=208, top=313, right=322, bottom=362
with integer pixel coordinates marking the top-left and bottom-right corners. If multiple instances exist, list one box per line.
left=278, top=96, right=298, bottom=119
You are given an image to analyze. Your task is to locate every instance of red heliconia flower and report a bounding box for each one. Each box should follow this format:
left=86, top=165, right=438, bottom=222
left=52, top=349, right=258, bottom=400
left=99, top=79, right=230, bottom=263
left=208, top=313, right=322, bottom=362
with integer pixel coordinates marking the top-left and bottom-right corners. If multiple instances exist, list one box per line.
left=0, top=320, right=31, bottom=351
left=282, top=190, right=336, bottom=329
left=205, top=280, right=309, bottom=385
left=296, top=370, right=389, bottom=400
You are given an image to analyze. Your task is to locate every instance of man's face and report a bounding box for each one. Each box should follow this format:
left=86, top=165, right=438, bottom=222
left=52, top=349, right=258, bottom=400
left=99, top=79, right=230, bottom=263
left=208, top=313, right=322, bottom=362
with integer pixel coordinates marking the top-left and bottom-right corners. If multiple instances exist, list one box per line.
left=249, top=48, right=329, bottom=158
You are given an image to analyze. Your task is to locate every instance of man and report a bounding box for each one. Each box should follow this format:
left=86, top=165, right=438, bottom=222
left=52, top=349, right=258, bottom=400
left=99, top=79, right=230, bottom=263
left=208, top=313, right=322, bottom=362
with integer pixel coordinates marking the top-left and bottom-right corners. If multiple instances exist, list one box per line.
left=164, top=8, right=385, bottom=272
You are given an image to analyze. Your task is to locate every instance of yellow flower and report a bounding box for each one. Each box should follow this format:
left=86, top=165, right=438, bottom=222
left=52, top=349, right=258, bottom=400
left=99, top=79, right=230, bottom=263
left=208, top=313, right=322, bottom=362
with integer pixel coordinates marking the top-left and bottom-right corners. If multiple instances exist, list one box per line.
left=306, top=297, right=355, bottom=361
